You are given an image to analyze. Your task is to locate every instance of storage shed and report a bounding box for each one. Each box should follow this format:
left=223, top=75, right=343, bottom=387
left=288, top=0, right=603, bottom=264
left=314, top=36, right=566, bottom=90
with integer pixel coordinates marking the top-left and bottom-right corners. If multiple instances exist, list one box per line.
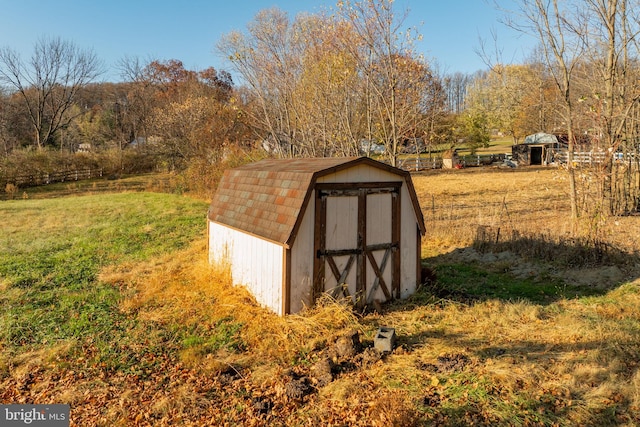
left=207, top=157, right=426, bottom=315
left=512, top=132, right=567, bottom=166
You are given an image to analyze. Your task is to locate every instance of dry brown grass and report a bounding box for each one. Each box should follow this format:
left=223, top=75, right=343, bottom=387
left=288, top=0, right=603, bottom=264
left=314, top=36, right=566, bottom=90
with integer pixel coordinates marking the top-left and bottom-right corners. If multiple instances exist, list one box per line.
left=90, top=166, right=640, bottom=425
left=416, top=166, right=640, bottom=258
left=1, top=173, right=187, bottom=201
left=108, top=239, right=364, bottom=370
left=415, top=167, right=571, bottom=256
left=4, top=166, right=640, bottom=425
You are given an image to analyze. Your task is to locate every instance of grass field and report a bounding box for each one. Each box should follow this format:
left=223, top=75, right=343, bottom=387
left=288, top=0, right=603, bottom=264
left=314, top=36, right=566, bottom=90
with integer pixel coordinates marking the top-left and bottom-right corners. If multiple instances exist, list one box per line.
left=2, top=168, right=640, bottom=426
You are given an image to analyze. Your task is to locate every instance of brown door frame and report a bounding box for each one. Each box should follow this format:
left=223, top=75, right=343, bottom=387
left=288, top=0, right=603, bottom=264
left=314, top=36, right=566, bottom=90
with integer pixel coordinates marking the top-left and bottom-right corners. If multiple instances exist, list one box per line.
left=313, top=181, right=401, bottom=308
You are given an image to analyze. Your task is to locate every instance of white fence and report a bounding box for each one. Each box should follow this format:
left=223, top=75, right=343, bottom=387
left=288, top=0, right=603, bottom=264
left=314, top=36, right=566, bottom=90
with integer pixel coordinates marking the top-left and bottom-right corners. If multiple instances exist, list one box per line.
left=556, top=151, right=638, bottom=165
left=397, top=157, right=442, bottom=171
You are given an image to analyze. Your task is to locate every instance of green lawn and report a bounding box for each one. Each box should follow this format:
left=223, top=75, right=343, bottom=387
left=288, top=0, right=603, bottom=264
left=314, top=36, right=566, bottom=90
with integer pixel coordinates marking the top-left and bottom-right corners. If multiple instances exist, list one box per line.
left=0, top=192, right=207, bottom=352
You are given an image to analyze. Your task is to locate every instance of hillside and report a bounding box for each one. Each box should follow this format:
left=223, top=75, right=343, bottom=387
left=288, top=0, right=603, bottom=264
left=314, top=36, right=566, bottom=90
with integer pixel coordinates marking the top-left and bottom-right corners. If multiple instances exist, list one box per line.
left=1, top=167, right=640, bottom=426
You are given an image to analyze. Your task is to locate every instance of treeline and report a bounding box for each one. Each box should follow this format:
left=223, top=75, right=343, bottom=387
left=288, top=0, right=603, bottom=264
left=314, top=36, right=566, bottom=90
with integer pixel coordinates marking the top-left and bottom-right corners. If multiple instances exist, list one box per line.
left=1, top=0, right=639, bottom=215
left=0, top=53, right=256, bottom=194
left=0, top=1, right=464, bottom=196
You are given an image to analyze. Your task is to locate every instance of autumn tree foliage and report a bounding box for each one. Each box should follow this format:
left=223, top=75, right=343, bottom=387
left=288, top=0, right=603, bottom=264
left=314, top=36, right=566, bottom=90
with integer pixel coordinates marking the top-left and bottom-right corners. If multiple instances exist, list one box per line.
left=1, top=1, right=447, bottom=195
left=218, top=0, right=445, bottom=164
left=3, top=0, right=640, bottom=213
left=293, top=14, right=363, bottom=157
left=114, top=58, right=250, bottom=191
left=465, top=64, right=550, bottom=143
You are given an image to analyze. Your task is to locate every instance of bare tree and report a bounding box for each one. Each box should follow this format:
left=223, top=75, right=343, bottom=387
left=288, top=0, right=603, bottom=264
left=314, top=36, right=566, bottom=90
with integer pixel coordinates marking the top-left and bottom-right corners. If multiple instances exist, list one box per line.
left=218, top=8, right=302, bottom=158
left=504, top=0, right=640, bottom=218
left=336, top=0, right=419, bottom=166
left=442, top=72, right=471, bottom=114
left=218, top=2, right=438, bottom=162
left=0, top=87, right=12, bottom=155
left=506, top=0, right=587, bottom=220
left=580, top=0, right=640, bottom=214
left=0, top=37, right=104, bottom=150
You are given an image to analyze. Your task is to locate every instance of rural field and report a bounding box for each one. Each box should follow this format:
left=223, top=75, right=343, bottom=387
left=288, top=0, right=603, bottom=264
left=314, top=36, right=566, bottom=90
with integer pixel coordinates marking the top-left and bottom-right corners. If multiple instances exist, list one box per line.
left=2, top=166, right=640, bottom=426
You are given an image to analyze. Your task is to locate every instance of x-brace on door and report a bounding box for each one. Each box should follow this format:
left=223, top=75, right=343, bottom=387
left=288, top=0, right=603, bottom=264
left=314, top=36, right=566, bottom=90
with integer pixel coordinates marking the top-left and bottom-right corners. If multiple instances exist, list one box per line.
left=313, top=181, right=401, bottom=309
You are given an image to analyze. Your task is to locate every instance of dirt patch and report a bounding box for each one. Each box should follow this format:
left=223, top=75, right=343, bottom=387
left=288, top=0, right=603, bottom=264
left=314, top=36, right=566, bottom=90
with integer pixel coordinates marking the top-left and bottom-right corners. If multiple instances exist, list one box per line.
left=287, top=330, right=391, bottom=398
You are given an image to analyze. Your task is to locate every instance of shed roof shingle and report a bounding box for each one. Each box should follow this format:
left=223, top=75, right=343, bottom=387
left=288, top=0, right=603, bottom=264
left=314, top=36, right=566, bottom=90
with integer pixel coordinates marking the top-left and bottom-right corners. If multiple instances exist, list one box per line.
left=208, top=157, right=424, bottom=246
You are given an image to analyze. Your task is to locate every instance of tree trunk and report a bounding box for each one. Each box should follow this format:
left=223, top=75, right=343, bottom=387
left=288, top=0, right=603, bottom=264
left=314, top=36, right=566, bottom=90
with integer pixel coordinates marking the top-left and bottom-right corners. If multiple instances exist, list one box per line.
left=566, top=114, right=578, bottom=220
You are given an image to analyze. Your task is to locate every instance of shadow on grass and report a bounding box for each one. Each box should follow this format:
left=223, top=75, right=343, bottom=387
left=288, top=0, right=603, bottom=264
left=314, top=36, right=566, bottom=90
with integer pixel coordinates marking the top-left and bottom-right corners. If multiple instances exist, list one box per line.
left=415, top=227, right=640, bottom=306
left=425, top=262, right=604, bottom=305
left=394, top=321, right=640, bottom=426
left=377, top=230, right=640, bottom=425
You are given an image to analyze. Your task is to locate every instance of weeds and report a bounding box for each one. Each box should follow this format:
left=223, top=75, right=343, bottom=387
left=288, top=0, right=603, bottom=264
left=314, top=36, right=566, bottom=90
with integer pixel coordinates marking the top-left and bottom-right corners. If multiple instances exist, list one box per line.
left=473, top=225, right=634, bottom=268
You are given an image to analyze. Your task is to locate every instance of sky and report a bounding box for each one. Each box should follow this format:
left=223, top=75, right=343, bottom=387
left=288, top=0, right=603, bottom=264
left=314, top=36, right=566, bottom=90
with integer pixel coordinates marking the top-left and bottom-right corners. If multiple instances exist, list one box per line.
left=0, top=0, right=538, bottom=83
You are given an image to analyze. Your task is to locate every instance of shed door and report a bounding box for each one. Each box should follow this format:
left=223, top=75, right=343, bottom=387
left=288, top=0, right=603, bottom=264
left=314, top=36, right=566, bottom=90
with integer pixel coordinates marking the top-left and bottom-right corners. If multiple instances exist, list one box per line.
left=531, top=146, right=543, bottom=165
left=313, top=182, right=401, bottom=309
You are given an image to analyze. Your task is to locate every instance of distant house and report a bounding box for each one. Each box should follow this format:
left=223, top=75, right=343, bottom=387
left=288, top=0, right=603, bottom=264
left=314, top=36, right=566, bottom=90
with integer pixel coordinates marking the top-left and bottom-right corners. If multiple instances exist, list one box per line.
left=128, top=136, right=161, bottom=148
left=77, top=143, right=92, bottom=153
left=129, top=137, right=147, bottom=147
left=360, top=140, right=386, bottom=155
left=207, top=156, right=426, bottom=315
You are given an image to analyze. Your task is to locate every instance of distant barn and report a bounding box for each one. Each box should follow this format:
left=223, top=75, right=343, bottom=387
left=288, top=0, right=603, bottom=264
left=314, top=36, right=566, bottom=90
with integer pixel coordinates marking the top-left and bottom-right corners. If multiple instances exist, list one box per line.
left=512, top=132, right=568, bottom=166
left=207, top=157, right=425, bottom=315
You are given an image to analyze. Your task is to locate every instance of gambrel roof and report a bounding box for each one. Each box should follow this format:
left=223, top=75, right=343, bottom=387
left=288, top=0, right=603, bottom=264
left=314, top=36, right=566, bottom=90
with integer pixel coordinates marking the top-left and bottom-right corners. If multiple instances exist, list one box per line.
left=208, top=157, right=425, bottom=247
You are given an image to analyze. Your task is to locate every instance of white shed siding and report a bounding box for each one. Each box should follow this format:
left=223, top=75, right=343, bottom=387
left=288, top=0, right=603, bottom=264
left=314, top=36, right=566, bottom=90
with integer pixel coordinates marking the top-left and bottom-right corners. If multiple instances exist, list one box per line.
left=208, top=221, right=284, bottom=315
left=289, top=196, right=315, bottom=313
left=400, top=193, right=418, bottom=298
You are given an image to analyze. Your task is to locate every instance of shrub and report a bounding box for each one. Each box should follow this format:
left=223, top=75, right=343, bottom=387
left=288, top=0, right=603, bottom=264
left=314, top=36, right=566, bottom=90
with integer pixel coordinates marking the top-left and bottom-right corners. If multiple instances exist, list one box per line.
left=4, top=183, right=18, bottom=199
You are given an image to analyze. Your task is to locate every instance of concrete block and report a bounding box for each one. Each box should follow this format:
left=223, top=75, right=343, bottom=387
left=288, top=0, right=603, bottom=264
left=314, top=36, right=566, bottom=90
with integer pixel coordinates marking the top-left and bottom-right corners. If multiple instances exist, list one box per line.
left=374, top=327, right=396, bottom=353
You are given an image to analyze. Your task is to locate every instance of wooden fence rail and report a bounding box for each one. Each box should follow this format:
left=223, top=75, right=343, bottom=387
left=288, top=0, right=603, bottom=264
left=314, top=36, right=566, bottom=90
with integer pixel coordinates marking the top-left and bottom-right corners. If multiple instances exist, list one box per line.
left=397, top=157, right=442, bottom=171
left=459, top=154, right=506, bottom=167
left=1, top=168, right=103, bottom=188
left=397, top=154, right=506, bottom=171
